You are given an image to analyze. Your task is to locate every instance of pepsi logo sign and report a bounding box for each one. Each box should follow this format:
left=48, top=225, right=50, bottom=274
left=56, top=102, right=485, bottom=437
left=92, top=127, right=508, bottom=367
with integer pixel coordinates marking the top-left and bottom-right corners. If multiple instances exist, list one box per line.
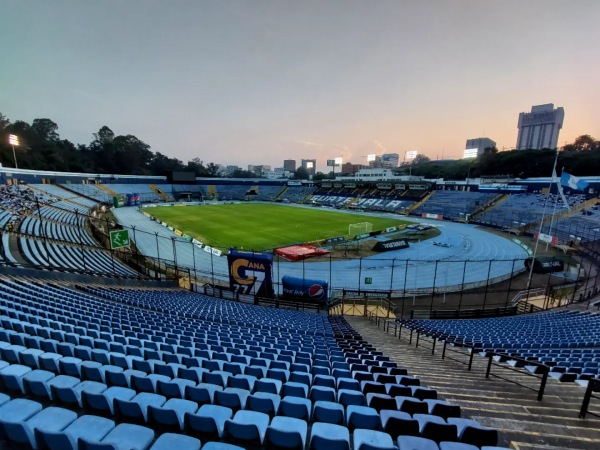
left=308, top=284, right=325, bottom=298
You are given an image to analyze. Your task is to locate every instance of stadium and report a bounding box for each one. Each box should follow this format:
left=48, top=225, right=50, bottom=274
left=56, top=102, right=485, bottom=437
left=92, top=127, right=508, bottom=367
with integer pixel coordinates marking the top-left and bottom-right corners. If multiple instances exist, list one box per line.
left=0, top=165, right=599, bottom=450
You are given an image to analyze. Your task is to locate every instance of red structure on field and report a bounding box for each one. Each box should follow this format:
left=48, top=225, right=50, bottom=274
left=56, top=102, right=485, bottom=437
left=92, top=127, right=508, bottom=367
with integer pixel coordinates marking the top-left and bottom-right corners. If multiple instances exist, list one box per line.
left=275, top=244, right=330, bottom=261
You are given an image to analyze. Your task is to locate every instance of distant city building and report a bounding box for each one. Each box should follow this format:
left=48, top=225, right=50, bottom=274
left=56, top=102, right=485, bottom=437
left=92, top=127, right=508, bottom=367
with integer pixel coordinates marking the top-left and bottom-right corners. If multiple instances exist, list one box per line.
left=301, top=159, right=317, bottom=176
left=341, top=162, right=366, bottom=175
left=274, top=167, right=291, bottom=178
left=336, top=168, right=421, bottom=182
left=225, top=165, right=239, bottom=175
left=464, top=137, right=496, bottom=158
left=247, top=165, right=271, bottom=175
left=381, top=153, right=400, bottom=168
left=516, top=103, right=565, bottom=150
left=283, top=159, right=296, bottom=172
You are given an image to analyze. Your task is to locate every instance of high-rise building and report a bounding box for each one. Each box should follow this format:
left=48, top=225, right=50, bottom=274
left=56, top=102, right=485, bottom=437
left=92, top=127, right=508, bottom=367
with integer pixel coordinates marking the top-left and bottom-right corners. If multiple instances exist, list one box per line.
left=283, top=159, right=296, bottom=172
left=301, top=159, right=317, bottom=176
left=464, top=137, right=496, bottom=158
left=516, top=104, right=565, bottom=150
left=381, top=153, right=400, bottom=168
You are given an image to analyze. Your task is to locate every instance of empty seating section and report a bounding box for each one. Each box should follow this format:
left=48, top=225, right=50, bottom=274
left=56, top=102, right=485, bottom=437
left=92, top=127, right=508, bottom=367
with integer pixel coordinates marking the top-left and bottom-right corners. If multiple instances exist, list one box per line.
left=282, top=186, right=315, bottom=202
left=64, top=184, right=114, bottom=203
left=0, top=277, right=503, bottom=449
left=214, top=185, right=250, bottom=201
left=541, top=210, right=600, bottom=244
left=251, top=185, right=284, bottom=201
left=412, top=191, right=497, bottom=221
left=171, top=184, right=207, bottom=199
left=477, top=193, right=585, bottom=229
left=16, top=204, right=138, bottom=276
left=29, top=183, right=79, bottom=200
left=400, top=310, right=600, bottom=381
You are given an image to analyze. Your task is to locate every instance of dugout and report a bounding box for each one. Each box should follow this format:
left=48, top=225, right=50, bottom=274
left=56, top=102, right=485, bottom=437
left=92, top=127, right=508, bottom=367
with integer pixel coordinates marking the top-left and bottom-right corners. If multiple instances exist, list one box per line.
left=524, top=257, right=564, bottom=274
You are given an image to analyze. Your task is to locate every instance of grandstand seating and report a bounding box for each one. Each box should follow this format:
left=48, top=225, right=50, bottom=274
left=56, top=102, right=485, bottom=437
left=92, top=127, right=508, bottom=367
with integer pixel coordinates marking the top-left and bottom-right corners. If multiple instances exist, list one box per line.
left=399, top=310, right=600, bottom=381
left=412, top=191, right=497, bottom=221
left=64, top=184, right=114, bottom=203
left=281, top=186, right=314, bottom=203
left=477, top=193, right=585, bottom=229
left=541, top=209, right=600, bottom=244
left=0, top=276, right=504, bottom=449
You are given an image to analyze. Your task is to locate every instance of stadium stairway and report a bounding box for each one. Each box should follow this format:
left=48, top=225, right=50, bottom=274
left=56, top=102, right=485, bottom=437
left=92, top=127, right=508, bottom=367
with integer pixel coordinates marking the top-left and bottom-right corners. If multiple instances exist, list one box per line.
left=273, top=185, right=288, bottom=200
left=96, top=184, right=119, bottom=198
left=149, top=184, right=170, bottom=202
left=404, top=190, right=435, bottom=214
left=345, top=315, right=600, bottom=450
left=470, top=194, right=510, bottom=222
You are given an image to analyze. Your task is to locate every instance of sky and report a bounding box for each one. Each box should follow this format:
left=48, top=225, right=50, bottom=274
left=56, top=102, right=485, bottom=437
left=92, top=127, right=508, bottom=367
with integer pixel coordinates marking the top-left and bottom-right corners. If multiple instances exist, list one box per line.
left=1, top=0, right=599, bottom=172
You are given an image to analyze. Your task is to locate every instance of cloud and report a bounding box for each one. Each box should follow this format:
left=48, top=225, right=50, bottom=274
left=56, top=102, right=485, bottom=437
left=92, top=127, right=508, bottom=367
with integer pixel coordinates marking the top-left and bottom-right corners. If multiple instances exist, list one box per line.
left=294, top=140, right=324, bottom=148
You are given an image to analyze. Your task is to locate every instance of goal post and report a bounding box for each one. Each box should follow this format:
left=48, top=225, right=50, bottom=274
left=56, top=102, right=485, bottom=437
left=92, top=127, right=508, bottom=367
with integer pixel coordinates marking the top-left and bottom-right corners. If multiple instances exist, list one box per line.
left=348, top=222, right=373, bottom=236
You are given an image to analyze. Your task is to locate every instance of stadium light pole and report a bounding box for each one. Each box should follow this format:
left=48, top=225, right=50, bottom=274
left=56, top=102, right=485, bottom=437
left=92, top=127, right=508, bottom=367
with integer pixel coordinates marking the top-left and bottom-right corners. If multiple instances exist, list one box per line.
left=9, top=134, right=19, bottom=169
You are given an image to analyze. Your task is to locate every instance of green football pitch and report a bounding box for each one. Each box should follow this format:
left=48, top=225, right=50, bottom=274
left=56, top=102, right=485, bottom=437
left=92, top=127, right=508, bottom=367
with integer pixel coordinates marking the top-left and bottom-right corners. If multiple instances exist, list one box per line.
left=148, top=203, right=410, bottom=251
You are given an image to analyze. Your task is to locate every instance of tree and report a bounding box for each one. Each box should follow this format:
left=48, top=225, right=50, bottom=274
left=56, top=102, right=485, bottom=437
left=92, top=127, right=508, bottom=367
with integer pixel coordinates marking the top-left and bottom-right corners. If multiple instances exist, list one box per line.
left=230, top=169, right=257, bottom=178
left=31, top=118, right=60, bottom=142
left=313, top=171, right=334, bottom=181
left=293, top=167, right=310, bottom=180
left=0, top=113, right=9, bottom=131
left=206, top=162, right=220, bottom=177
left=93, top=126, right=115, bottom=145
left=563, top=135, right=599, bottom=152
left=412, top=154, right=431, bottom=165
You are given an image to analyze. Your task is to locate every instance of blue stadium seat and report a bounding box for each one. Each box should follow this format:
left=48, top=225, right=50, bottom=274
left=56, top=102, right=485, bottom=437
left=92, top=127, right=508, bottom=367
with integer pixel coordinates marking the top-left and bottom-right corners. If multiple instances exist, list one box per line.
left=39, top=415, right=115, bottom=450
left=247, top=392, right=281, bottom=416
left=224, top=410, right=270, bottom=445
left=201, top=442, right=245, bottom=450
left=312, top=400, right=345, bottom=424
left=149, top=432, right=201, bottom=450
left=279, top=396, right=312, bottom=421
left=338, top=388, right=366, bottom=407
left=265, top=416, right=307, bottom=450
left=439, top=443, right=479, bottom=450
left=415, top=414, right=458, bottom=443
left=148, top=398, right=198, bottom=430
left=115, top=392, right=167, bottom=422
left=309, top=422, right=350, bottom=450
left=425, top=399, right=461, bottom=420
left=397, top=435, right=440, bottom=450
left=283, top=381, right=309, bottom=398
left=448, top=418, right=499, bottom=447
left=381, top=409, right=420, bottom=439
left=185, top=404, right=233, bottom=439
left=353, top=429, right=397, bottom=450
left=2, top=403, right=76, bottom=449
left=82, top=386, right=136, bottom=415
left=186, top=383, right=222, bottom=405
left=215, top=387, right=250, bottom=410
left=79, top=423, right=155, bottom=450
left=347, top=405, right=381, bottom=431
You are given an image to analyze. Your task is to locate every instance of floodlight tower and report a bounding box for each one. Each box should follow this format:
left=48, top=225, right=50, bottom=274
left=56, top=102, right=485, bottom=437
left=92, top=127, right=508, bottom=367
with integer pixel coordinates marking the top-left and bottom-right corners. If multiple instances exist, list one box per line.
left=327, top=157, right=343, bottom=178
left=9, top=134, right=19, bottom=169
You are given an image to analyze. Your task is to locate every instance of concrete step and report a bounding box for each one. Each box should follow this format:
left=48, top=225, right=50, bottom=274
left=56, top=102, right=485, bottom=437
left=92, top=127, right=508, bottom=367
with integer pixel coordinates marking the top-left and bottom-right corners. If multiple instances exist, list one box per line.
left=344, top=315, right=598, bottom=450
left=473, top=416, right=600, bottom=450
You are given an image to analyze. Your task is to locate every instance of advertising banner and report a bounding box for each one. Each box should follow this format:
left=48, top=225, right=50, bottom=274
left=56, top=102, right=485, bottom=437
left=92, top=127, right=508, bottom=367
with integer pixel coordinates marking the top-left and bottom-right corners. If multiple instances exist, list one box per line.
left=227, top=250, right=274, bottom=297
left=282, top=275, right=328, bottom=303
left=372, top=239, right=409, bottom=252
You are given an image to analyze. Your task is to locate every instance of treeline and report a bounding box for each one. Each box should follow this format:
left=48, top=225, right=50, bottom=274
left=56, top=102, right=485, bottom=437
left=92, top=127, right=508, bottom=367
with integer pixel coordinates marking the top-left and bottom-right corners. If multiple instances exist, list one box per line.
left=0, top=113, right=219, bottom=176
left=394, top=135, right=600, bottom=180
left=1, top=112, right=598, bottom=181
